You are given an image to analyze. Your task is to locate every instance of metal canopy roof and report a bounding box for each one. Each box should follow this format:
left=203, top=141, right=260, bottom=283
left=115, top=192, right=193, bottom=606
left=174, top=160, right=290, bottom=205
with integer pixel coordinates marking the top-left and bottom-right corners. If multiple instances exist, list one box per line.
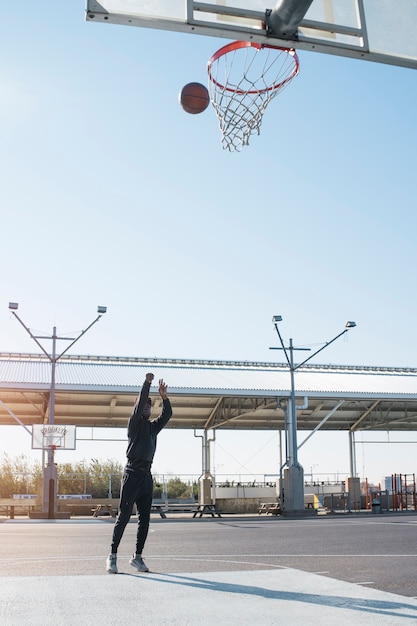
left=1, top=353, right=417, bottom=433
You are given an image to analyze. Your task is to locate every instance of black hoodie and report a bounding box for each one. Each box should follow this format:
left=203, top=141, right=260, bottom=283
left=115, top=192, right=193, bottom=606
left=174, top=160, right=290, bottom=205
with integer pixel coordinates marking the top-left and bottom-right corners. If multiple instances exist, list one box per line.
left=125, top=379, right=172, bottom=471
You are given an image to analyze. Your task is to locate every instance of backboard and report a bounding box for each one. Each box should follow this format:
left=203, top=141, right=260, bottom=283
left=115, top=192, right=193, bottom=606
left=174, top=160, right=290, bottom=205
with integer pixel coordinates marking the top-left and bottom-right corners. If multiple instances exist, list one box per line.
left=86, top=0, right=417, bottom=70
left=32, top=424, right=77, bottom=450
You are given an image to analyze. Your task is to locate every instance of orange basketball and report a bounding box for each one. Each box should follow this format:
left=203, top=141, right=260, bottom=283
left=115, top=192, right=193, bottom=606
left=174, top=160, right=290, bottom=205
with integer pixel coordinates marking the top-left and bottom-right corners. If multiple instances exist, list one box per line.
left=179, top=82, right=210, bottom=114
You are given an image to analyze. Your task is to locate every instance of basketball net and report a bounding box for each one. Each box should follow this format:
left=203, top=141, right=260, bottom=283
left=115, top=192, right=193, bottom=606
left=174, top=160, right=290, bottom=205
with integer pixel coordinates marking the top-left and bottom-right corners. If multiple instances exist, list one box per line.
left=207, top=41, right=299, bottom=152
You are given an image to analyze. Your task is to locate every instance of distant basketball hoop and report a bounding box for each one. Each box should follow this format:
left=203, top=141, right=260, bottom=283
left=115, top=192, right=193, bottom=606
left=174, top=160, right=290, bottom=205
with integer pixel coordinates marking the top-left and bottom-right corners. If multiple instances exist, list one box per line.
left=32, top=424, right=76, bottom=451
left=207, top=41, right=299, bottom=151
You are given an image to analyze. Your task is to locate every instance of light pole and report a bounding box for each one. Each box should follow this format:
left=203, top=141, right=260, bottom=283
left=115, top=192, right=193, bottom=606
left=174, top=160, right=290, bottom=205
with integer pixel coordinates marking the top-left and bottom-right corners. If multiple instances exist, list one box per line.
left=310, top=464, right=318, bottom=484
left=271, top=316, right=356, bottom=514
left=8, top=302, right=107, bottom=517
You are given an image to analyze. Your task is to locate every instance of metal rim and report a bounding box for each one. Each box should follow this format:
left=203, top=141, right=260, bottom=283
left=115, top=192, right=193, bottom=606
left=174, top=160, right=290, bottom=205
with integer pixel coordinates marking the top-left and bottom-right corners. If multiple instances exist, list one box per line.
left=207, top=40, right=300, bottom=95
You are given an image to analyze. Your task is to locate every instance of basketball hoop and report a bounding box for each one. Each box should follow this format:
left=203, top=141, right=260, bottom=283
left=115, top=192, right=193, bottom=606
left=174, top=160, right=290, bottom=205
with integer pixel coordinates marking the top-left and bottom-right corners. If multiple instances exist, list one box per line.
left=32, top=424, right=76, bottom=451
left=44, top=434, right=62, bottom=451
left=207, top=41, right=299, bottom=152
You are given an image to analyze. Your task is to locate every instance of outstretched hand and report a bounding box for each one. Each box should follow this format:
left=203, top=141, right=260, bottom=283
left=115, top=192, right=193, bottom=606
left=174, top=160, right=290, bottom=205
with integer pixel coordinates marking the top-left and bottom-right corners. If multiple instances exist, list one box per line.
left=145, top=373, right=154, bottom=383
left=158, top=379, right=168, bottom=400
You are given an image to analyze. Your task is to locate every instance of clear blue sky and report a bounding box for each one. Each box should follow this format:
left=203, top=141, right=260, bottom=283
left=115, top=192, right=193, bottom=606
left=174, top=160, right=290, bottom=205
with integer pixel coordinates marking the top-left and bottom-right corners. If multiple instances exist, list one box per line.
left=1, top=2, right=416, bottom=486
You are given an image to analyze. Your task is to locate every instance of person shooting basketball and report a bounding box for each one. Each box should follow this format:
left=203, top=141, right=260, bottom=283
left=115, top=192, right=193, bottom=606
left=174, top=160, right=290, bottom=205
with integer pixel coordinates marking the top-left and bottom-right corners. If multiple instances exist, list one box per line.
left=106, top=374, right=172, bottom=574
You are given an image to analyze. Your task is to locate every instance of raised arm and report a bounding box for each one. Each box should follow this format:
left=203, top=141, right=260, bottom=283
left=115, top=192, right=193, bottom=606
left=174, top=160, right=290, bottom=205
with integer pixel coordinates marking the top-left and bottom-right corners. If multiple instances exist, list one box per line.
left=132, top=373, right=154, bottom=416
left=153, top=379, right=172, bottom=433
left=158, top=378, right=168, bottom=400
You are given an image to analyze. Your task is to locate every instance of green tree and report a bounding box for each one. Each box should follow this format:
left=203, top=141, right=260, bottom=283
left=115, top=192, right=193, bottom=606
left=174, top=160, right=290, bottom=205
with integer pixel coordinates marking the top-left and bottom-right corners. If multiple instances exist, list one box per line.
left=0, top=453, right=16, bottom=498
left=56, top=459, right=123, bottom=497
left=0, top=453, right=41, bottom=498
left=153, top=480, right=163, bottom=499
left=57, top=462, right=86, bottom=494
left=88, top=459, right=123, bottom=498
left=166, top=477, right=193, bottom=499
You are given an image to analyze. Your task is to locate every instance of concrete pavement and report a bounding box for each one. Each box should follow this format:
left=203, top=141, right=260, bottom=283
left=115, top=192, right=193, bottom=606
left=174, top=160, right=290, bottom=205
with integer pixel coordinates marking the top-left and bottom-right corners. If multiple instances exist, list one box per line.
left=1, top=514, right=417, bottom=625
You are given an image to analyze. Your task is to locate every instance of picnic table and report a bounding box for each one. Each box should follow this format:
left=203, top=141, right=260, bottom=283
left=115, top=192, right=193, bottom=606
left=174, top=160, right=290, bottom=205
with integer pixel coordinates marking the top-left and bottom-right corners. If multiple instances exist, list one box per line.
left=151, top=503, right=167, bottom=518
left=91, top=504, right=117, bottom=517
left=192, top=503, right=221, bottom=518
left=257, top=502, right=281, bottom=515
left=151, top=502, right=221, bottom=518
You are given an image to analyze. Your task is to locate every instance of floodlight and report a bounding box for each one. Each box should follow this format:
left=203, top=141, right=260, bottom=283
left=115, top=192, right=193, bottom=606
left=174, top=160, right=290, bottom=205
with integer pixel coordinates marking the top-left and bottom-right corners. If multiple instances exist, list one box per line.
left=97, top=306, right=107, bottom=314
left=345, top=321, right=357, bottom=328
left=272, top=315, right=283, bottom=324
left=8, top=302, right=19, bottom=310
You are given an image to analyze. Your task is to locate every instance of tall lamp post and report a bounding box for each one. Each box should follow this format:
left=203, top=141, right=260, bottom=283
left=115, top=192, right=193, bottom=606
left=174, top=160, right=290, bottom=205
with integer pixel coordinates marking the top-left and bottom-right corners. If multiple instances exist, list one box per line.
left=271, top=316, right=356, bottom=514
left=8, top=302, right=107, bottom=518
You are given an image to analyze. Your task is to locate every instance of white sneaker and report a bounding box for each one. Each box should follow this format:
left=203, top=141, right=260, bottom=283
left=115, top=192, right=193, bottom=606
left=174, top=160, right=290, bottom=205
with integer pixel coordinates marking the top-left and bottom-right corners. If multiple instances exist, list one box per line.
left=129, top=554, right=149, bottom=572
left=106, top=553, right=118, bottom=574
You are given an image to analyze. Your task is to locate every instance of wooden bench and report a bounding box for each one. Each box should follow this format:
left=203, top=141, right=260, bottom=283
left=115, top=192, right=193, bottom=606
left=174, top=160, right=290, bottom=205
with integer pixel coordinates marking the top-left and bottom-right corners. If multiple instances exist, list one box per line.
left=60, top=503, right=96, bottom=516
left=0, top=499, right=38, bottom=519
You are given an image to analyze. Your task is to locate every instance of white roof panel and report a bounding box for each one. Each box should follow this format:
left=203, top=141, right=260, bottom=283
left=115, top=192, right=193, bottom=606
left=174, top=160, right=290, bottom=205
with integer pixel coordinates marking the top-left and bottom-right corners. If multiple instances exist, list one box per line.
left=1, top=354, right=417, bottom=431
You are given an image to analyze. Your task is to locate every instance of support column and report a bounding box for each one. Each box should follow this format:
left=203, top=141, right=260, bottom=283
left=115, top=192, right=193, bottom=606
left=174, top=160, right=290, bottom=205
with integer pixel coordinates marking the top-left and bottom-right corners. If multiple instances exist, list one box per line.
left=284, top=340, right=305, bottom=514
left=199, top=430, right=213, bottom=505
left=283, top=465, right=305, bottom=513
left=349, top=430, right=357, bottom=477
left=280, top=394, right=305, bottom=513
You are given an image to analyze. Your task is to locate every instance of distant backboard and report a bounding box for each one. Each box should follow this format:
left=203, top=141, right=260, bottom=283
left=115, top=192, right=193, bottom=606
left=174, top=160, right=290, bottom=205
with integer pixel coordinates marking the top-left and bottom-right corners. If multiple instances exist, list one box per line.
left=32, top=424, right=77, bottom=450
left=86, top=0, right=417, bottom=69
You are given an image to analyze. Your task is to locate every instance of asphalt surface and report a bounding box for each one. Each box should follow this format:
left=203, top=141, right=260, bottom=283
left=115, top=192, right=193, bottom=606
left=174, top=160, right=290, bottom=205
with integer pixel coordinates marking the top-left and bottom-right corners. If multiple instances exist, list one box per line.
left=1, top=511, right=417, bottom=624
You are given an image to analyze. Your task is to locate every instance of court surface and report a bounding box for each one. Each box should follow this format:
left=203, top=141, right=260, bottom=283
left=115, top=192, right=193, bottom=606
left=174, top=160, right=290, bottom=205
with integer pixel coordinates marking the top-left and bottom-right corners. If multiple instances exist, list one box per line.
left=1, top=512, right=417, bottom=625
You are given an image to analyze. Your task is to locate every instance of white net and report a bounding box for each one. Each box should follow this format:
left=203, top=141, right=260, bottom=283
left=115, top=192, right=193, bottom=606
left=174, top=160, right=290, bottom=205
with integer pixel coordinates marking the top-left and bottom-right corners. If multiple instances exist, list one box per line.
left=207, top=42, right=299, bottom=152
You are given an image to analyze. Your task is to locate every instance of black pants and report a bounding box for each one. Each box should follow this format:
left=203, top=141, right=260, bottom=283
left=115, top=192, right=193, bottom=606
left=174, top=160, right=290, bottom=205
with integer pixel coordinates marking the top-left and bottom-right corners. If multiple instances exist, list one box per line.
left=110, top=468, right=153, bottom=555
